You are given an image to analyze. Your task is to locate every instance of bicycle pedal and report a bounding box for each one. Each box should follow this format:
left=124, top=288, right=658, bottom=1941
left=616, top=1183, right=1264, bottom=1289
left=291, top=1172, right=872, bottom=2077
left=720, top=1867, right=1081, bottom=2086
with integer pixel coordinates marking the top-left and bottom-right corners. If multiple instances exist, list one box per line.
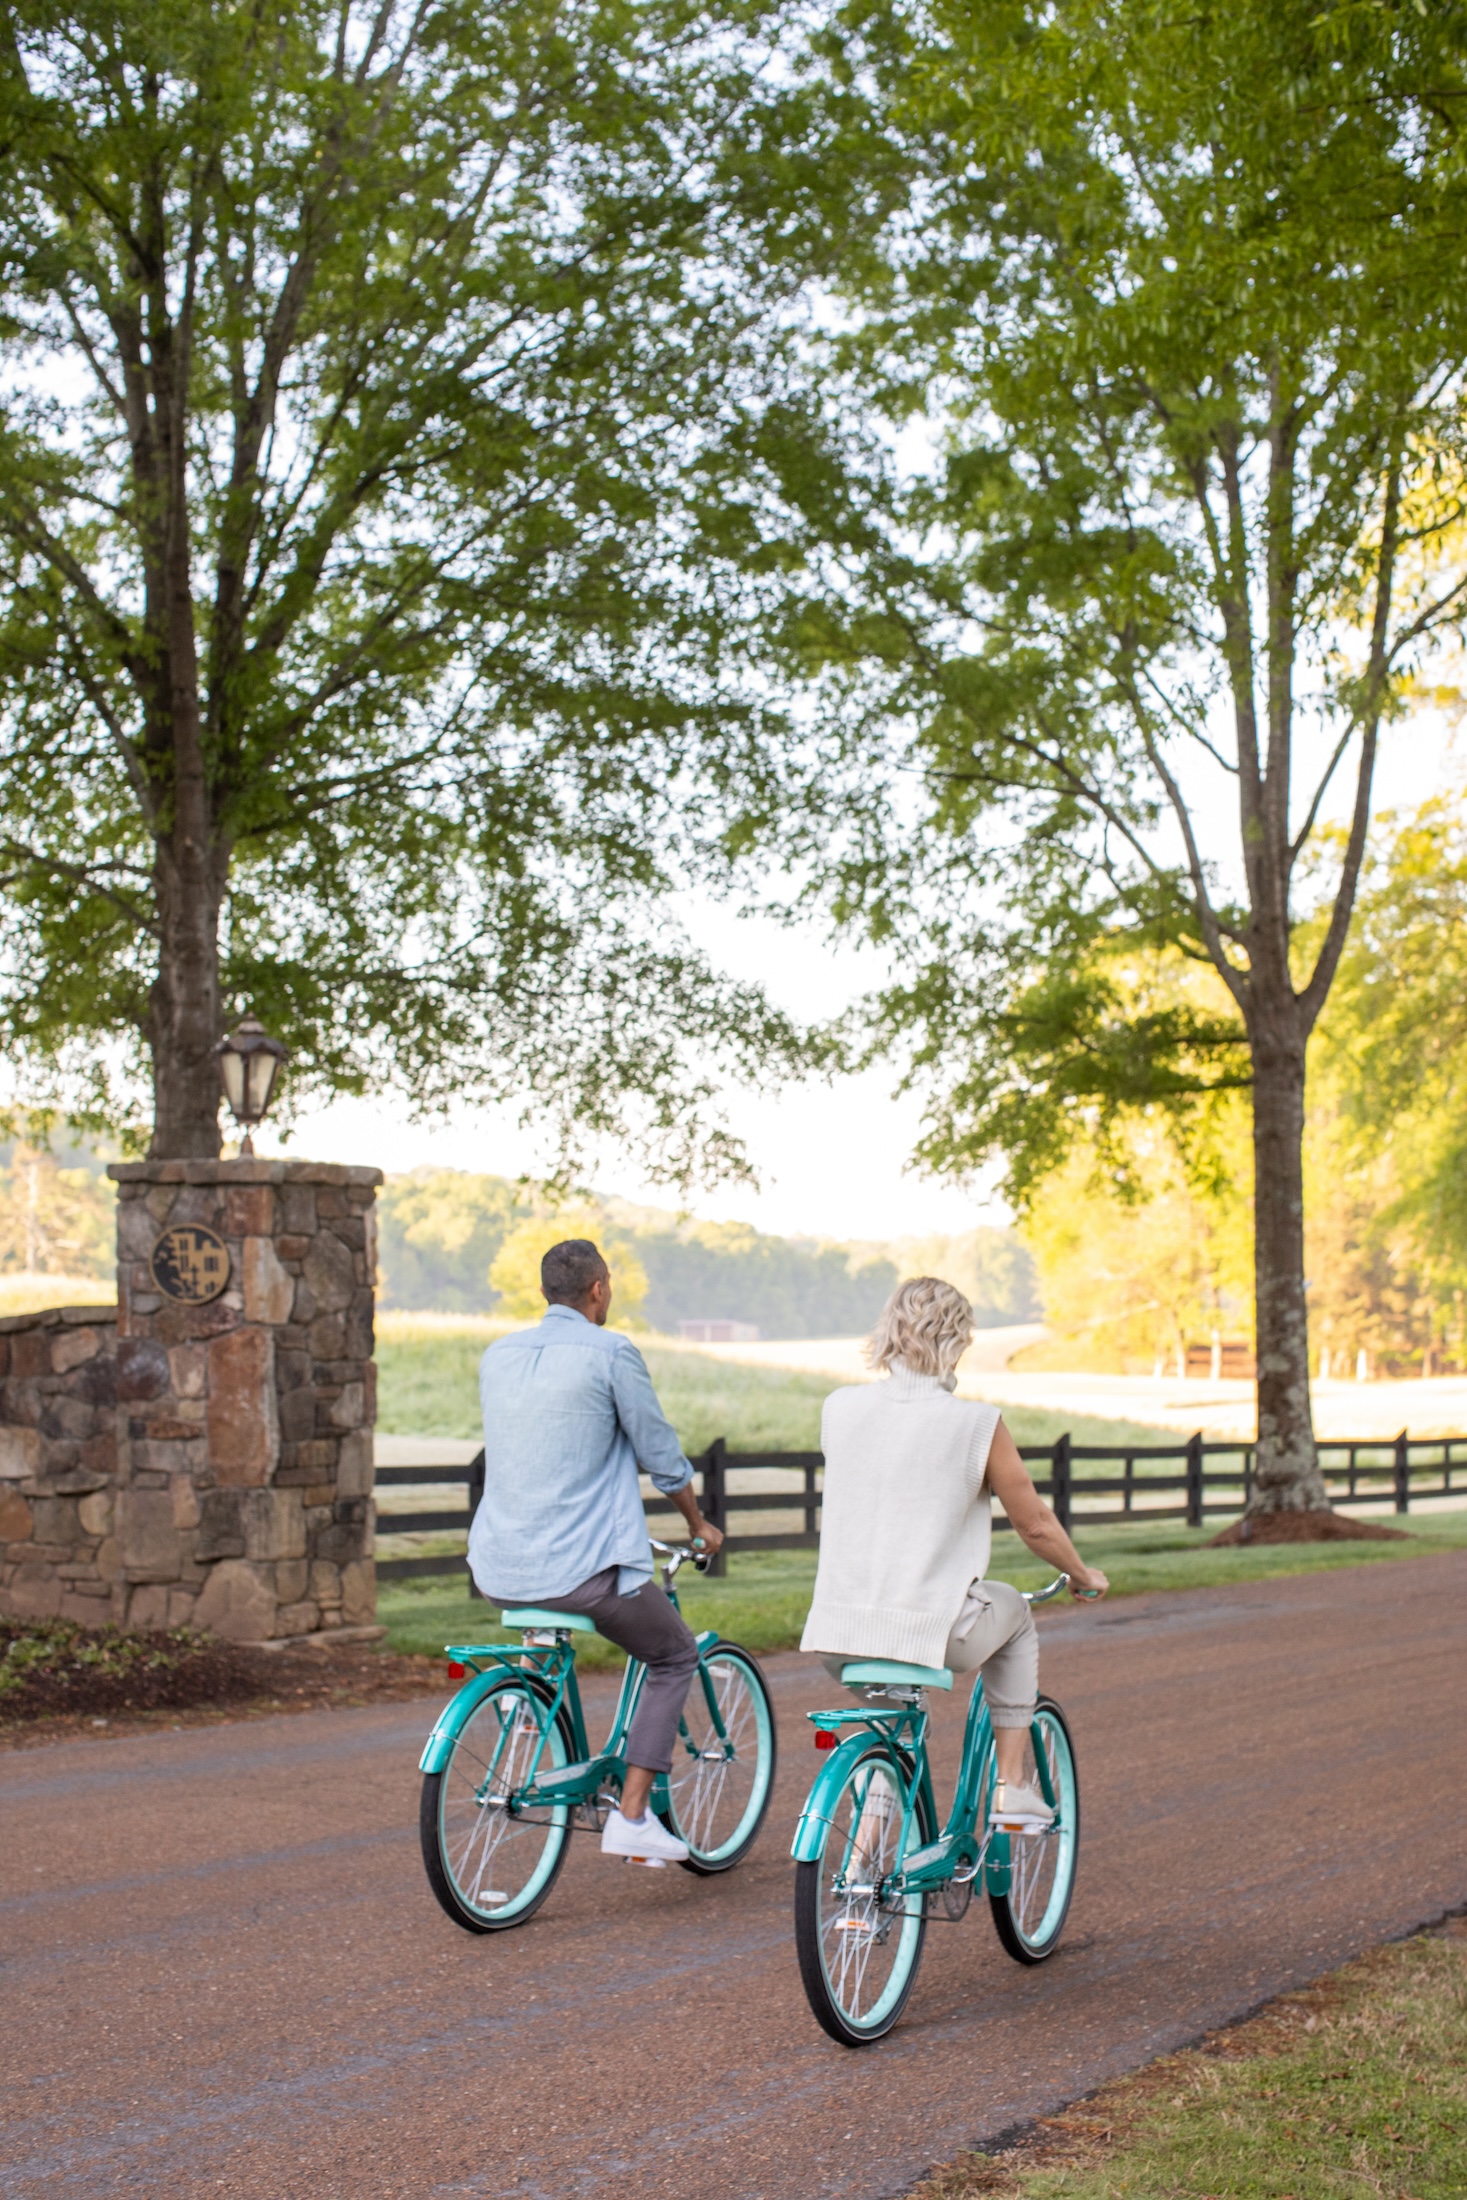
left=833, top=1917, right=876, bottom=1934
left=626, top=1855, right=667, bottom=1869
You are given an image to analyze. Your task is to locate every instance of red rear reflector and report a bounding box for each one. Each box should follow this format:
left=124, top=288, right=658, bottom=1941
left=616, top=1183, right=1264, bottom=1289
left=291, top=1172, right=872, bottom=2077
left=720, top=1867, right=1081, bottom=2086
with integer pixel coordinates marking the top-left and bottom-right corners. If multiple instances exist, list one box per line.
left=447, top=1662, right=466, bottom=1680
left=815, top=1730, right=837, bottom=1751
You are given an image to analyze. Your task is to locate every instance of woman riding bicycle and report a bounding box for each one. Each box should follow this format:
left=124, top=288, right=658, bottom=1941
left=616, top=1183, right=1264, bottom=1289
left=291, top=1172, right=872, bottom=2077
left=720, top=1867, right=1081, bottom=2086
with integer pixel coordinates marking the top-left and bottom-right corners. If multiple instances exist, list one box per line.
left=801, top=1276, right=1109, bottom=1826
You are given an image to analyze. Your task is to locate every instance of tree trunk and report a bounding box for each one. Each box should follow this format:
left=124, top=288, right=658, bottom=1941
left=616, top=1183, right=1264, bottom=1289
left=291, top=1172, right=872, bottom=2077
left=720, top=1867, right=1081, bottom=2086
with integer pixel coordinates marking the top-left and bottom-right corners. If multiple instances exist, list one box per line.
left=147, top=834, right=225, bottom=1160
left=143, top=302, right=227, bottom=1163
left=1249, top=1024, right=1327, bottom=1511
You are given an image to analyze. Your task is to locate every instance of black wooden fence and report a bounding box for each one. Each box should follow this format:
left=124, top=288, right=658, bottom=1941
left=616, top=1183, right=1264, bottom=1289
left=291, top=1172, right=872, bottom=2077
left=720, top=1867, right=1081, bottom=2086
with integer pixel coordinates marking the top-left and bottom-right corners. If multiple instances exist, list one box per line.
left=374, top=1430, right=1467, bottom=1584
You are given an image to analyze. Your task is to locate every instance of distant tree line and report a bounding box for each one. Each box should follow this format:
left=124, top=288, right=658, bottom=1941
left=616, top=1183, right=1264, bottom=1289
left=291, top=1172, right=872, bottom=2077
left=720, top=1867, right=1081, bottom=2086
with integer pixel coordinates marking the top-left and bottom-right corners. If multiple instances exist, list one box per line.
left=0, top=1143, right=114, bottom=1278
left=375, top=1170, right=1038, bottom=1337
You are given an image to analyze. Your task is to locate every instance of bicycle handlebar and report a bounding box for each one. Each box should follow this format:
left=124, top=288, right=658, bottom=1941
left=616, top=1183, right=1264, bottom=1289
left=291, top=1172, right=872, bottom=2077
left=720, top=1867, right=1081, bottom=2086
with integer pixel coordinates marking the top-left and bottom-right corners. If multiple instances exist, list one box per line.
left=1024, top=1574, right=1070, bottom=1604
left=648, top=1536, right=712, bottom=1577
left=1024, top=1572, right=1102, bottom=1604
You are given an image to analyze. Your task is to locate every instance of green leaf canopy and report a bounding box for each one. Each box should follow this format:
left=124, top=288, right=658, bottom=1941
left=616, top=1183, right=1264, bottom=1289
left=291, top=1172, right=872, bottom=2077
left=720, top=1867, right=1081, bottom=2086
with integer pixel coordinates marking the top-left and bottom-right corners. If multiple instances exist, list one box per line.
left=0, top=0, right=815, bottom=1175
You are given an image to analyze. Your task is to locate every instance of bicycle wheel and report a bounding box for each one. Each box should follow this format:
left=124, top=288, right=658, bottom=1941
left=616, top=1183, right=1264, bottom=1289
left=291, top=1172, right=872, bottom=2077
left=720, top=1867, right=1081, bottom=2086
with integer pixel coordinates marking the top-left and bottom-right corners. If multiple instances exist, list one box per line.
left=794, top=1742, right=933, bottom=2045
left=986, top=1696, right=1079, bottom=1964
left=420, top=1674, right=575, bottom=1933
left=662, top=1642, right=777, bottom=1874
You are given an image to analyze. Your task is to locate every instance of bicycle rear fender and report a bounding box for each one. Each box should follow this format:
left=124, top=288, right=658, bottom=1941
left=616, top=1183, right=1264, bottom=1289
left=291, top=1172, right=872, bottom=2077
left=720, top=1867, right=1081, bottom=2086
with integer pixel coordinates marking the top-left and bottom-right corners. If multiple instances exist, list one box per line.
left=419, top=1667, right=524, bottom=1774
left=790, top=1731, right=901, bottom=1862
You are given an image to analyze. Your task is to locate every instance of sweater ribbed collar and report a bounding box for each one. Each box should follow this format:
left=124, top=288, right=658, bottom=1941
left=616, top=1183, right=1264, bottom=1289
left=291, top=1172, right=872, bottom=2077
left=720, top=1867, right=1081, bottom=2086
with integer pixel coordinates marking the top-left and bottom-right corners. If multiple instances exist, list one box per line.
left=880, top=1363, right=958, bottom=1399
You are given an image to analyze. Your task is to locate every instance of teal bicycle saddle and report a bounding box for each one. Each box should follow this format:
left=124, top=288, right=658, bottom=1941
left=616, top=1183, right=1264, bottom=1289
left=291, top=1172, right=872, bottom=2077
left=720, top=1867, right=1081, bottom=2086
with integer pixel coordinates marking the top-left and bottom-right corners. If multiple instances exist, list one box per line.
left=840, top=1658, right=953, bottom=1691
left=502, top=1607, right=597, bottom=1634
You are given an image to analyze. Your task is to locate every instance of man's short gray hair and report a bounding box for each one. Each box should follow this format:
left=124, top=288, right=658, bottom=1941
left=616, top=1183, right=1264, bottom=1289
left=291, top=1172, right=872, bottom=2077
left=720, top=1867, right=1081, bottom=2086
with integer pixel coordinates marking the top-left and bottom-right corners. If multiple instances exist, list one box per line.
left=541, top=1237, right=609, bottom=1305
left=865, top=1275, right=975, bottom=1379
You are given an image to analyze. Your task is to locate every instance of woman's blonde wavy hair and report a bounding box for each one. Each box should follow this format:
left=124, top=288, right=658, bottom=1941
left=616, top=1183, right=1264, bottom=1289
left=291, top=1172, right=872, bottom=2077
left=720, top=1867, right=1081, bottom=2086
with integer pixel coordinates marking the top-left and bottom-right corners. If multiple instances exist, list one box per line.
left=865, top=1275, right=975, bottom=1380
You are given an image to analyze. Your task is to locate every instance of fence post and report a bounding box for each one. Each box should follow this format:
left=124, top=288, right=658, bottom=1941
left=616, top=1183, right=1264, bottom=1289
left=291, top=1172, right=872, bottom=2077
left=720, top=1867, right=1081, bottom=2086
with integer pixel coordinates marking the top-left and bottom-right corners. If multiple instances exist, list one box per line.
left=1051, top=1433, right=1071, bottom=1531
left=1185, top=1431, right=1204, bottom=1528
left=702, top=1437, right=728, bottom=1574
left=1394, top=1428, right=1410, bottom=1515
left=466, top=1446, right=486, bottom=1598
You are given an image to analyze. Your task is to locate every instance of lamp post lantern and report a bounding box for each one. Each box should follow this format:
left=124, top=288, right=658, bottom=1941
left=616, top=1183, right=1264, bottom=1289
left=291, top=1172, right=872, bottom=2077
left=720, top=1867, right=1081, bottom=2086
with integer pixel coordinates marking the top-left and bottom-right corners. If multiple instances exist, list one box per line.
left=213, top=1014, right=288, bottom=1157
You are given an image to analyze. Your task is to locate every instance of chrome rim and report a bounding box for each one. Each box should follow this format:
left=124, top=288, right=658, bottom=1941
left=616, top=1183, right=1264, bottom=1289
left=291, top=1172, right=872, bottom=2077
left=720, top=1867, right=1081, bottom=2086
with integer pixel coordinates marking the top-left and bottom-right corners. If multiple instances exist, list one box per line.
left=815, top=1754, right=923, bottom=2030
left=666, top=1652, right=771, bottom=1860
left=439, top=1683, right=569, bottom=1918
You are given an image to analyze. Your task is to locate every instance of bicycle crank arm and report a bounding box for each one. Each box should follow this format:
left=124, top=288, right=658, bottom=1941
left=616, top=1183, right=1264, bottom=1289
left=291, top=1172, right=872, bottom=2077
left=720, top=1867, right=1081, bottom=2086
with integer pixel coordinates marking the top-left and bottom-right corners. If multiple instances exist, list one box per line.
left=515, top=1760, right=603, bottom=1806
left=885, top=1833, right=979, bottom=1895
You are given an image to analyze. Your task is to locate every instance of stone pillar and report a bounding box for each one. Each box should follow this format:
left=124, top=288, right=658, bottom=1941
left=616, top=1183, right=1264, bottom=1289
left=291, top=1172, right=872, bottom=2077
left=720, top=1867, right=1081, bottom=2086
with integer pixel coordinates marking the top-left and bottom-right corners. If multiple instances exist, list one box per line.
left=108, top=1160, right=383, bottom=1642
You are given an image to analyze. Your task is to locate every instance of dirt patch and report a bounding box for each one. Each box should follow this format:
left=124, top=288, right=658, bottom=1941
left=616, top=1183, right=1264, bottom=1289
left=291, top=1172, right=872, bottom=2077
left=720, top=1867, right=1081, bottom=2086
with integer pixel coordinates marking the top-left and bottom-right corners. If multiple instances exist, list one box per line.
left=1209, top=1506, right=1409, bottom=1545
left=0, top=1621, right=447, bottom=1749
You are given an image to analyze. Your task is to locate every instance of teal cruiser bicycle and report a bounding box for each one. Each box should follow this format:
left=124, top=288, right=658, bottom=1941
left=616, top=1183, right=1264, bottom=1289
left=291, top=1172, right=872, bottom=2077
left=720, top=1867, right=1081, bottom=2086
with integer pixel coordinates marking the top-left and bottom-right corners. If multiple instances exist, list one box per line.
left=420, top=1539, right=777, bottom=1932
left=792, top=1575, right=1079, bottom=2044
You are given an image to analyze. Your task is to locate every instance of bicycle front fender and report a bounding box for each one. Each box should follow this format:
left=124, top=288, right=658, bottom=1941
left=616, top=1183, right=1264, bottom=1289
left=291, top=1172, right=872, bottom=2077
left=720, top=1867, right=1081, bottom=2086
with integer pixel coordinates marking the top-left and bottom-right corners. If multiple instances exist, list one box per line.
left=791, top=1731, right=901, bottom=1862
left=418, top=1666, right=522, bottom=1774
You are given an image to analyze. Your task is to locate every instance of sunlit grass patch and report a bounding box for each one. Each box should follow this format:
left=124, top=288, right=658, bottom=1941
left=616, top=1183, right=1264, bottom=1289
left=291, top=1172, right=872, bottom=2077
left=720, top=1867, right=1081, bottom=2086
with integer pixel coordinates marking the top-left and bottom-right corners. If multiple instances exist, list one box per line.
left=374, top=1312, right=1181, bottom=1454
left=907, top=1927, right=1467, bottom=2199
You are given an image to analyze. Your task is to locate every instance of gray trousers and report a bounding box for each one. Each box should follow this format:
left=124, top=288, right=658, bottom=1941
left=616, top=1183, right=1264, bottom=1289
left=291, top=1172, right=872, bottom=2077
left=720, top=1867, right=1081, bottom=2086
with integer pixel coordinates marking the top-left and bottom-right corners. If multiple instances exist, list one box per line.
left=822, top=1578, right=1038, bottom=1729
left=512, top=1566, right=699, bottom=1774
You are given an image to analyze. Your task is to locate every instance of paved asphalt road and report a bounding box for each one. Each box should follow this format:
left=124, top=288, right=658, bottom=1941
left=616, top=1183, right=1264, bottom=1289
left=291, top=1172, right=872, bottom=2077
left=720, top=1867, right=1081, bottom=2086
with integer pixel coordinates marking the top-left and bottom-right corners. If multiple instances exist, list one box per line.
left=4, top=1552, right=1466, bottom=2200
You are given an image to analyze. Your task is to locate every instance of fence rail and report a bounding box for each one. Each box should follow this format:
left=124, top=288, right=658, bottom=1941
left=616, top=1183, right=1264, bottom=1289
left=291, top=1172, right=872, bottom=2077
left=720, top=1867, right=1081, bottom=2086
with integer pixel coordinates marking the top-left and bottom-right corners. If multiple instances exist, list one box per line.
left=374, top=1430, right=1467, bottom=1584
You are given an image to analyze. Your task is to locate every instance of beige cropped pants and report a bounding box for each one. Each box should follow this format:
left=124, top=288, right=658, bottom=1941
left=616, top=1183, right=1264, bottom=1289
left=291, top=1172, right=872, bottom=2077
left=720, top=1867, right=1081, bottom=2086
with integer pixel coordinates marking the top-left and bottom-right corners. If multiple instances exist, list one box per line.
left=822, top=1578, right=1038, bottom=1728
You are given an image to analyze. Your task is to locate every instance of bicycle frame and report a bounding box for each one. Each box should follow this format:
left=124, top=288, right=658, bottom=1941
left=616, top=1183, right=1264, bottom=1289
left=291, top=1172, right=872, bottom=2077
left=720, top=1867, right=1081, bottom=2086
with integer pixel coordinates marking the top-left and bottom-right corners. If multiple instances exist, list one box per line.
left=418, top=1586, right=724, bottom=1821
left=791, top=1674, right=1062, bottom=1900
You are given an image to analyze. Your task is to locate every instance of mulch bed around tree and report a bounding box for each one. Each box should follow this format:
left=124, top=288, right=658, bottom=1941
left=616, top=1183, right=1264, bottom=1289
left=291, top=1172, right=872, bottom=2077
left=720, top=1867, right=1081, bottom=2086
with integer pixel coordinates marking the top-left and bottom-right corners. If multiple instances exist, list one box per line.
left=1209, top=1507, right=1409, bottom=1546
left=0, top=1619, right=447, bottom=1749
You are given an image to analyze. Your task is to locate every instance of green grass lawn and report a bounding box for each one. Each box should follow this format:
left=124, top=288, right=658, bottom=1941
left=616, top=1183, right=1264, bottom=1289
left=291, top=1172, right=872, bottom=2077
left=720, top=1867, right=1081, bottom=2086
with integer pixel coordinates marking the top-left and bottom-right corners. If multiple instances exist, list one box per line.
left=378, top=1512, right=1467, bottom=1662
left=911, top=1929, right=1467, bottom=2199
left=375, top=1313, right=1180, bottom=1455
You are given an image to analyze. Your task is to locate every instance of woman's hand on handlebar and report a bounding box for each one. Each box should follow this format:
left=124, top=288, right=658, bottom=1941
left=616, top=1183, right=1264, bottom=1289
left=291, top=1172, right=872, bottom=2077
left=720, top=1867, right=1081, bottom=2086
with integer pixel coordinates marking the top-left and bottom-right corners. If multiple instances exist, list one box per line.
left=1070, top=1566, right=1109, bottom=1600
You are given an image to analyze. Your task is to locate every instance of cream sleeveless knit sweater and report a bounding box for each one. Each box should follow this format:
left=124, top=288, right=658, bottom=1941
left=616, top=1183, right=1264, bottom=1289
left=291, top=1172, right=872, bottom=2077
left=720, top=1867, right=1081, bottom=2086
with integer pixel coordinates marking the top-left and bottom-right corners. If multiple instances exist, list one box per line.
left=800, top=1365, right=1001, bottom=1668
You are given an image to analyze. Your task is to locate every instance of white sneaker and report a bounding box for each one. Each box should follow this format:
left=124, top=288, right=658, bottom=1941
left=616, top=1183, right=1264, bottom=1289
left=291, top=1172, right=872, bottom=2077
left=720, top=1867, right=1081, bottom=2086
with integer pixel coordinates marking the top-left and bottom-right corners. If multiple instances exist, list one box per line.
left=988, top=1780, right=1055, bottom=1830
left=600, top=1807, right=689, bottom=1865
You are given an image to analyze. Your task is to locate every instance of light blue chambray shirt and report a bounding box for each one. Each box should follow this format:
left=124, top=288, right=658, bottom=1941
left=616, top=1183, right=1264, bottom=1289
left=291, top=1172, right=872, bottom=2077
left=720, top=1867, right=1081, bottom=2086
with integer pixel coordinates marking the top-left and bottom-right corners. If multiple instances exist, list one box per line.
left=466, top=1305, right=693, bottom=1602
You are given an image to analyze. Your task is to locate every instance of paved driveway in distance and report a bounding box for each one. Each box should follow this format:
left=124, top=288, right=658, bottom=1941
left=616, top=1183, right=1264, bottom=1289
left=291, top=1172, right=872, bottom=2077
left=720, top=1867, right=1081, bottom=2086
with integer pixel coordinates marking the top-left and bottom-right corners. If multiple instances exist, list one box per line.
left=3, top=1551, right=1465, bottom=2200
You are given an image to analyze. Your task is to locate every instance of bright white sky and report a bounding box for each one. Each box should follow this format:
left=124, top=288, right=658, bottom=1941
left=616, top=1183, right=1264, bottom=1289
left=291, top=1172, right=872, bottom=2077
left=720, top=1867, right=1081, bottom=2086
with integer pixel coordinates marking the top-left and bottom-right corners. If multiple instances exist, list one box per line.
left=265, top=714, right=1463, bottom=1244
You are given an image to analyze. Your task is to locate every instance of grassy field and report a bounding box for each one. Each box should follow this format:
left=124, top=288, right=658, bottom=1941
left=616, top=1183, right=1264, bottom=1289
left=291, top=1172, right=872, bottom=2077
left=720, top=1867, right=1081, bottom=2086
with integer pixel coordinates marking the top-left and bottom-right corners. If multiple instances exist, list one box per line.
left=910, top=1927, right=1467, bottom=2199
left=375, top=1313, right=1180, bottom=1454
left=376, top=1312, right=1467, bottom=1662
left=378, top=1511, right=1467, bottom=1661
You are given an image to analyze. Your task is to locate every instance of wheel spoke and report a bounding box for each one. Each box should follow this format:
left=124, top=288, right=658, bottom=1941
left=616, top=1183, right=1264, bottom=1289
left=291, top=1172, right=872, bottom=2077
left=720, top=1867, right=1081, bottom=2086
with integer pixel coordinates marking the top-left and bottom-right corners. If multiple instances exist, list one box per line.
left=813, top=1754, right=924, bottom=2029
left=989, top=1703, right=1078, bottom=1962
left=664, top=1652, right=772, bottom=1864
left=436, top=1683, right=569, bottom=1922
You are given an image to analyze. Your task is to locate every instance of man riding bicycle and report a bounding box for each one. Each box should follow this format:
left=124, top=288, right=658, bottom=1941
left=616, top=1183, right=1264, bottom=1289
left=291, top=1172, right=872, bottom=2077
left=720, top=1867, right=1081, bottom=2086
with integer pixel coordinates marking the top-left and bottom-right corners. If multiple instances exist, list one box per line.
left=466, top=1236, right=724, bottom=1864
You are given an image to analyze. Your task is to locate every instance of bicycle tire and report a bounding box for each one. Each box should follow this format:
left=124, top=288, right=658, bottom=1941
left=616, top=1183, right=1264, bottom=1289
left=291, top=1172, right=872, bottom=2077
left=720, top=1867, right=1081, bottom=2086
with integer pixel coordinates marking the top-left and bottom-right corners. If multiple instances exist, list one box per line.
left=794, top=1741, right=934, bottom=2045
left=986, top=1695, right=1079, bottom=1965
left=421, top=1672, right=576, bottom=1934
left=661, top=1641, right=777, bottom=1875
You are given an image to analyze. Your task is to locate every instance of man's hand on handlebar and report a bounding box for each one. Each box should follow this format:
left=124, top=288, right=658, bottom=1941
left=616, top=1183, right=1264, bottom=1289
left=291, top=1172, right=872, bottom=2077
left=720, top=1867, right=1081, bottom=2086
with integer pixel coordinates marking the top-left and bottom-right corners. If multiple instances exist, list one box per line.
left=668, top=1476, right=723, bottom=1559
left=1069, top=1566, right=1109, bottom=1600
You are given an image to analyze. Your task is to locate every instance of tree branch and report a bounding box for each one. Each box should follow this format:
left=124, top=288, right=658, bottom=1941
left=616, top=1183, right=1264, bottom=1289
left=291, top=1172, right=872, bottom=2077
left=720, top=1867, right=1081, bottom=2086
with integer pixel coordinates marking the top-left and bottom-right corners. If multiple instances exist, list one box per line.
left=1299, top=447, right=1403, bottom=1028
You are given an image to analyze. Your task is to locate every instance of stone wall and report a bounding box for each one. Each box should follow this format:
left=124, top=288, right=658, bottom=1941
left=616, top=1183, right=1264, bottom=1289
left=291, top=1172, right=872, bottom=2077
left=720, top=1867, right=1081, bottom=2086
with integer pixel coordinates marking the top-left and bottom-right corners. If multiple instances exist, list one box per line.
left=0, top=1159, right=383, bottom=1643
left=0, top=1305, right=121, bottom=1623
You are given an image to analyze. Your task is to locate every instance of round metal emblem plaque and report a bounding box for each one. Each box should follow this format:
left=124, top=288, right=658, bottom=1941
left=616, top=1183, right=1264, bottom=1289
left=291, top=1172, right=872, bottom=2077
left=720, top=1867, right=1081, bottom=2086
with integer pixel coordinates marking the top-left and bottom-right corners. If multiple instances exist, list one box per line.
left=150, top=1225, right=231, bottom=1304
